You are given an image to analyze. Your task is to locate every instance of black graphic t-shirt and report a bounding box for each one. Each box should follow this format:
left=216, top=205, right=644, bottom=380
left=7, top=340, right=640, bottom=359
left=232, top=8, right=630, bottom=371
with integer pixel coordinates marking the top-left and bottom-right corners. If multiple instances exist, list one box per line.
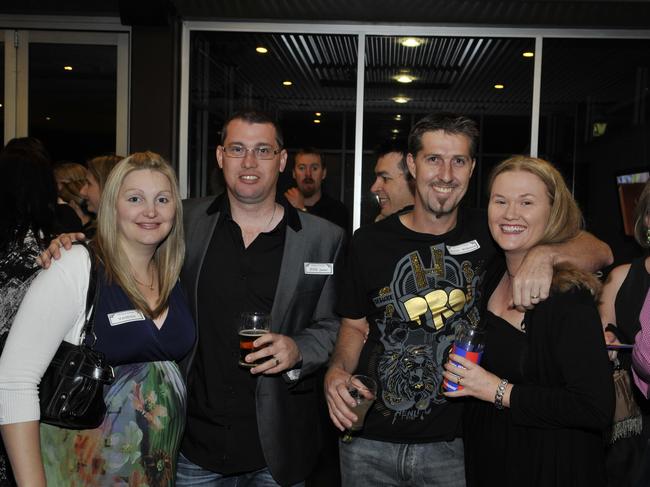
left=337, top=208, right=497, bottom=443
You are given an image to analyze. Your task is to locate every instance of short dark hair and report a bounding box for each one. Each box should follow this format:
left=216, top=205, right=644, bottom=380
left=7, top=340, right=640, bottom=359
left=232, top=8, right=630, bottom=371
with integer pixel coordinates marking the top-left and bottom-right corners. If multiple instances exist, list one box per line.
left=376, top=139, right=408, bottom=177
left=408, top=112, right=479, bottom=159
left=220, top=111, right=284, bottom=148
left=295, top=147, right=324, bottom=169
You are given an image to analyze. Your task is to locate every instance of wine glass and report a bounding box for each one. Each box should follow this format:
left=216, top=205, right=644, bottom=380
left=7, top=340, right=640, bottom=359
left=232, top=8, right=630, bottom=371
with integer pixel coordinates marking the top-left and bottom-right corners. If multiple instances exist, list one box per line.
left=341, top=374, right=377, bottom=443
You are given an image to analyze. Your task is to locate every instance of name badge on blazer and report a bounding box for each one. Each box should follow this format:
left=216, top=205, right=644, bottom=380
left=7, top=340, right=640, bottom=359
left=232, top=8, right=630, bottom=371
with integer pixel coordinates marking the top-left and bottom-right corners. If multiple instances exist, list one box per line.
left=108, top=310, right=146, bottom=326
left=446, top=240, right=480, bottom=255
left=304, top=262, right=334, bottom=275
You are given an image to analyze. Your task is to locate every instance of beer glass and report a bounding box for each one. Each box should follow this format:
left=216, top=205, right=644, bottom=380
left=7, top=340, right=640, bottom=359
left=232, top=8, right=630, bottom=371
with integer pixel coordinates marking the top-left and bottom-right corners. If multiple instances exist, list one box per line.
left=238, top=312, right=271, bottom=367
left=342, top=374, right=377, bottom=443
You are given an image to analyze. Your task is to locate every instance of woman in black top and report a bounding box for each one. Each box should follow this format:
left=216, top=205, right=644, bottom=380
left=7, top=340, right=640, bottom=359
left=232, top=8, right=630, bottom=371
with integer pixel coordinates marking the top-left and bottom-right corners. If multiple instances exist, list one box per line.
left=443, top=155, right=614, bottom=487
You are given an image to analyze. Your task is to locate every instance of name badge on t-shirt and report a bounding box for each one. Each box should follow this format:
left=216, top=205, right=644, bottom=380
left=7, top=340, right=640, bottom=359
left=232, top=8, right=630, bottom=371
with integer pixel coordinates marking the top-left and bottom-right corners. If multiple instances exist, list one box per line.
left=304, top=262, right=334, bottom=275
left=446, top=240, right=481, bottom=255
left=108, top=310, right=146, bottom=326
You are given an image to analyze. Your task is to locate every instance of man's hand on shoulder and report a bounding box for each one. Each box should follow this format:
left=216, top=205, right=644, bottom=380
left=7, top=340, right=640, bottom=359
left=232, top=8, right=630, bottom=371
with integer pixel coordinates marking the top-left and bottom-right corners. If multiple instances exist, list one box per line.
left=37, top=232, right=85, bottom=269
left=511, top=244, right=554, bottom=310
left=284, top=187, right=306, bottom=211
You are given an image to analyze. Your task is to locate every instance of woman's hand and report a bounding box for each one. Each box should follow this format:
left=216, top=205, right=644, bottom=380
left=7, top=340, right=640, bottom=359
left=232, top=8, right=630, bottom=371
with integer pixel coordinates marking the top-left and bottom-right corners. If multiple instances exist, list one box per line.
left=442, top=354, right=501, bottom=403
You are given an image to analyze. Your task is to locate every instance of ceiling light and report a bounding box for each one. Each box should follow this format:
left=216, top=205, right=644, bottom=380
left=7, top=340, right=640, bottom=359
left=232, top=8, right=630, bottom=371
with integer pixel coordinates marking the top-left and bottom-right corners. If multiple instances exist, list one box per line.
left=395, top=74, right=414, bottom=84
left=315, top=112, right=322, bottom=116
left=313, top=119, right=321, bottom=124
left=63, top=66, right=73, bottom=71
left=256, top=46, right=268, bottom=54
left=522, top=51, right=534, bottom=58
left=400, top=37, right=422, bottom=48
left=394, top=114, right=402, bottom=121
left=494, top=84, right=505, bottom=90
left=45, top=116, right=52, bottom=121
left=393, top=96, right=410, bottom=104
left=391, top=129, right=400, bottom=134
left=282, top=80, right=293, bottom=86
left=0, top=103, right=3, bottom=108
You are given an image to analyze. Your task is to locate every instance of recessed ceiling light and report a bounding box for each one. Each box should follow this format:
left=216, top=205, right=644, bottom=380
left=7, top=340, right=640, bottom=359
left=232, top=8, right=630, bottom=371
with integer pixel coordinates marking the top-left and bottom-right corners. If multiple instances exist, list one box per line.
left=313, top=119, right=321, bottom=124
left=391, top=129, right=400, bottom=134
left=393, top=96, right=410, bottom=104
left=400, top=37, right=422, bottom=48
left=45, top=116, right=52, bottom=121
left=395, top=74, right=414, bottom=84
left=522, top=51, right=534, bottom=58
left=315, top=112, right=322, bottom=116
left=282, top=80, right=293, bottom=86
left=256, top=46, right=268, bottom=54
left=394, top=114, right=402, bottom=121
left=0, top=103, right=3, bottom=108
left=494, top=84, right=505, bottom=90
left=63, top=66, right=73, bottom=71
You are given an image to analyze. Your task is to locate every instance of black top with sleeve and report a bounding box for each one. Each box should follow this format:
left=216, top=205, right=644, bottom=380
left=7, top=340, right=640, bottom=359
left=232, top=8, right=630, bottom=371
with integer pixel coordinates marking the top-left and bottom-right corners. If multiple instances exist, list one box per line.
left=182, top=196, right=285, bottom=475
left=463, top=260, right=615, bottom=487
left=337, top=208, right=496, bottom=443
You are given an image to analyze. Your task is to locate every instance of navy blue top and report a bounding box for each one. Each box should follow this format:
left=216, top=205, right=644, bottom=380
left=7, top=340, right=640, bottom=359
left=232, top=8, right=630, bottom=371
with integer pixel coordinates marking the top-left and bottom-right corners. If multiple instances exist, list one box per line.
left=91, top=268, right=196, bottom=365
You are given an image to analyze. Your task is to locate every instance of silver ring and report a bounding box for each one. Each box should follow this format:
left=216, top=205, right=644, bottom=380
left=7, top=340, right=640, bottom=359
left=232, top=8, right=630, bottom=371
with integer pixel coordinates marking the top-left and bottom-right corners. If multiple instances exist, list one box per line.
left=531, top=294, right=539, bottom=299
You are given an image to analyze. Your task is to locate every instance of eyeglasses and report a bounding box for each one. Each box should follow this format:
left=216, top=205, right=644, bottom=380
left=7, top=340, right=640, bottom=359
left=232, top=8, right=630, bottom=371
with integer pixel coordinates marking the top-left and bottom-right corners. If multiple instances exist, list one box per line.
left=222, top=144, right=282, bottom=160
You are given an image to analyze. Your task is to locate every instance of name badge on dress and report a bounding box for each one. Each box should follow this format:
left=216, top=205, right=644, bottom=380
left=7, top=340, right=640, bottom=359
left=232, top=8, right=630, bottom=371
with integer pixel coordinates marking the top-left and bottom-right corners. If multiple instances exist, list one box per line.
left=304, top=262, right=334, bottom=275
left=446, top=240, right=481, bottom=255
left=108, top=310, right=146, bottom=326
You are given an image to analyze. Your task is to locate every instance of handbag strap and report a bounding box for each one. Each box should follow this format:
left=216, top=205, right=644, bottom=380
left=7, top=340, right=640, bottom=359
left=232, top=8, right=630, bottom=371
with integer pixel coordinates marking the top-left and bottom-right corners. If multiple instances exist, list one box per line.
left=72, top=241, right=100, bottom=348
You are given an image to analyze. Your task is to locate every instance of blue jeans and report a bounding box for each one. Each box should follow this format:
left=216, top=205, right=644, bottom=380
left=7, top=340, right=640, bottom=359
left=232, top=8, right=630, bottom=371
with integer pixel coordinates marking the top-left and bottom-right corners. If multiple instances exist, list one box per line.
left=339, top=437, right=466, bottom=487
left=176, top=452, right=305, bottom=487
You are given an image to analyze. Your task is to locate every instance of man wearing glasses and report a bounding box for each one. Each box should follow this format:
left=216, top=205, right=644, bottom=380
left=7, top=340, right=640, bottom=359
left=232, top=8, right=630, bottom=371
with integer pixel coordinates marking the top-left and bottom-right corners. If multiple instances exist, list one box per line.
left=178, top=111, right=345, bottom=486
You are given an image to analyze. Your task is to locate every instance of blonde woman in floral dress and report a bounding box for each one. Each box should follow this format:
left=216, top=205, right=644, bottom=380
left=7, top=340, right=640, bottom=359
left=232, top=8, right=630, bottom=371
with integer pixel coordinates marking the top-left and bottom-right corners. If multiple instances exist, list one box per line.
left=0, top=152, right=195, bottom=487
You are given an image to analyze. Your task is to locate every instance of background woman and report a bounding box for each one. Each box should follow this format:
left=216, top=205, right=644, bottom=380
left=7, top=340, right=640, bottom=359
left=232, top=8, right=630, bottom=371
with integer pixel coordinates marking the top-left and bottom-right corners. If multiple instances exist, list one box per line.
left=599, top=179, right=650, bottom=486
left=444, top=155, right=614, bottom=486
left=0, top=148, right=62, bottom=486
left=53, top=161, right=93, bottom=229
left=80, top=155, right=123, bottom=238
left=0, top=151, right=195, bottom=486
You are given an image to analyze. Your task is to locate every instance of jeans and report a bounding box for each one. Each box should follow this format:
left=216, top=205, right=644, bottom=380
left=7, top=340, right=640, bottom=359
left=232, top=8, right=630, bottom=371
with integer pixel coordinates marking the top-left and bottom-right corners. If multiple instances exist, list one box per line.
left=339, top=437, right=466, bottom=487
left=176, top=451, right=305, bottom=487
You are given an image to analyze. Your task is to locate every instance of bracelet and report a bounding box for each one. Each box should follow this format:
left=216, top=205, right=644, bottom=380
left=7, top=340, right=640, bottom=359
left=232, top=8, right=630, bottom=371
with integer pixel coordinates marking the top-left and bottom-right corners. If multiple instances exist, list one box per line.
left=494, top=378, right=509, bottom=410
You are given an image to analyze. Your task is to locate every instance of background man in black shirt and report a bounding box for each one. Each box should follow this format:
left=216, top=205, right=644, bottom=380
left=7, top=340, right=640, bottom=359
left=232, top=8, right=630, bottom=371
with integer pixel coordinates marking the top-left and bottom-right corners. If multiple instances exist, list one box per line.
left=179, top=112, right=345, bottom=486
left=284, top=147, right=349, bottom=231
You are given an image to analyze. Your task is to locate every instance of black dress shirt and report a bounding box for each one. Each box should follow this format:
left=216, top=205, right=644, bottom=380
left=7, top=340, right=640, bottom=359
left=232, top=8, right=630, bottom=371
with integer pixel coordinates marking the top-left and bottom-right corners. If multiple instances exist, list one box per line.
left=182, top=197, right=285, bottom=474
left=305, top=193, right=349, bottom=233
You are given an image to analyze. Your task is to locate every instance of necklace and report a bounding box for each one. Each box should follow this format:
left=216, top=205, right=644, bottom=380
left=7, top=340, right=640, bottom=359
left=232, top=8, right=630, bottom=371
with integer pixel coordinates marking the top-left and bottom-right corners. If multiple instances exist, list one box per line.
left=134, top=263, right=155, bottom=291
left=265, top=203, right=277, bottom=231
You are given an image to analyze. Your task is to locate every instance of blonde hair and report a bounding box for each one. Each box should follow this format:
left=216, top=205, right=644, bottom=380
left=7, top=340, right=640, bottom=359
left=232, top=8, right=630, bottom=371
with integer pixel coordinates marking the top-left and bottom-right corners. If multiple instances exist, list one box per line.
left=488, top=155, right=600, bottom=296
left=54, top=162, right=87, bottom=206
left=634, top=180, right=650, bottom=248
left=87, top=154, right=123, bottom=190
left=94, top=151, right=185, bottom=318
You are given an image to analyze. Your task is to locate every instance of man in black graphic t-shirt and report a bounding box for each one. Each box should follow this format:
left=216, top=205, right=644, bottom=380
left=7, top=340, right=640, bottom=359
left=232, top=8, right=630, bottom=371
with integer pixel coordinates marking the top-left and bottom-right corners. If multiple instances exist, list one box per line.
left=325, top=112, right=612, bottom=486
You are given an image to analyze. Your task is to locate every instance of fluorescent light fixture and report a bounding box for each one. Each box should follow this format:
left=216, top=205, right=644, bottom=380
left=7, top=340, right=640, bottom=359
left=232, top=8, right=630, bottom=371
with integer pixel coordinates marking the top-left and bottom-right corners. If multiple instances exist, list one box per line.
left=522, top=51, right=534, bottom=58
left=315, top=112, right=322, bottom=116
left=313, top=119, right=321, bottom=124
left=256, top=47, right=268, bottom=54
left=282, top=80, right=293, bottom=86
left=494, top=84, right=505, bottom=90
left=400, top=37, right=422, bottom=48
left=393, top=96, right=410, bottom=104
left=64, top=66, right=73, bottom=71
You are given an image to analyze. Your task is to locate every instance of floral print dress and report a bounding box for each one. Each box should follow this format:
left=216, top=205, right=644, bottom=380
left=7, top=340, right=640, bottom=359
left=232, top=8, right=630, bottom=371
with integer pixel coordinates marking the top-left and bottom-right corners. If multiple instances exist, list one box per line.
left=40, top=273, right=195, bottom=487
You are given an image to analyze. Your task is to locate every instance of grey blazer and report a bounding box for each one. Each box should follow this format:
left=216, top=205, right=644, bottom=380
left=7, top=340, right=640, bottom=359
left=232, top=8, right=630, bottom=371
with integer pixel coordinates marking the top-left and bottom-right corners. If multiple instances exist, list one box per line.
left=179, top=195, right=345, bottom=486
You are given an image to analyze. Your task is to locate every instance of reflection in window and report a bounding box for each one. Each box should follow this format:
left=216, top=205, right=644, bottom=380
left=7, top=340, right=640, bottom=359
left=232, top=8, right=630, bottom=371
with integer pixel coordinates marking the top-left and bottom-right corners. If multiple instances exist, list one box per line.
left=188, top=31, right=358, bottom=223
left=361, top=36, right=534, bottom=223
left=28, top=43, right=117, bottom=163
left=540, top=38, right=650, bottom=260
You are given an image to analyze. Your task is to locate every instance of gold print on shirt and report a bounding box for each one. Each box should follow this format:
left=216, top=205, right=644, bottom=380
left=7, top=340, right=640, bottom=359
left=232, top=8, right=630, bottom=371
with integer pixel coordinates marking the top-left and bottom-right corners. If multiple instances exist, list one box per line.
left=402, top=288, right=467, bottom=330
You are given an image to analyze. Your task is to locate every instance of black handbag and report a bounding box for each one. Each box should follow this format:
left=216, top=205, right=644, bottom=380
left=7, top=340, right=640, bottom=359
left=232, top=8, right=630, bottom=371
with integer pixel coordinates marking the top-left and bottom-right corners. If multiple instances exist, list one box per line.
left=38, top=243, right=115, bottom=430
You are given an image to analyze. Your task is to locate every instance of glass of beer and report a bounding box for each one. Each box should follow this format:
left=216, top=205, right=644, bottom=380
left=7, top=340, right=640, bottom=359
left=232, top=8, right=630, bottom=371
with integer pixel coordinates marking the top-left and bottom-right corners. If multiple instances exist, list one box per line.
left=342, top=374, right=377, bottom=443
left=238, top=311, right=271, bottom=367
